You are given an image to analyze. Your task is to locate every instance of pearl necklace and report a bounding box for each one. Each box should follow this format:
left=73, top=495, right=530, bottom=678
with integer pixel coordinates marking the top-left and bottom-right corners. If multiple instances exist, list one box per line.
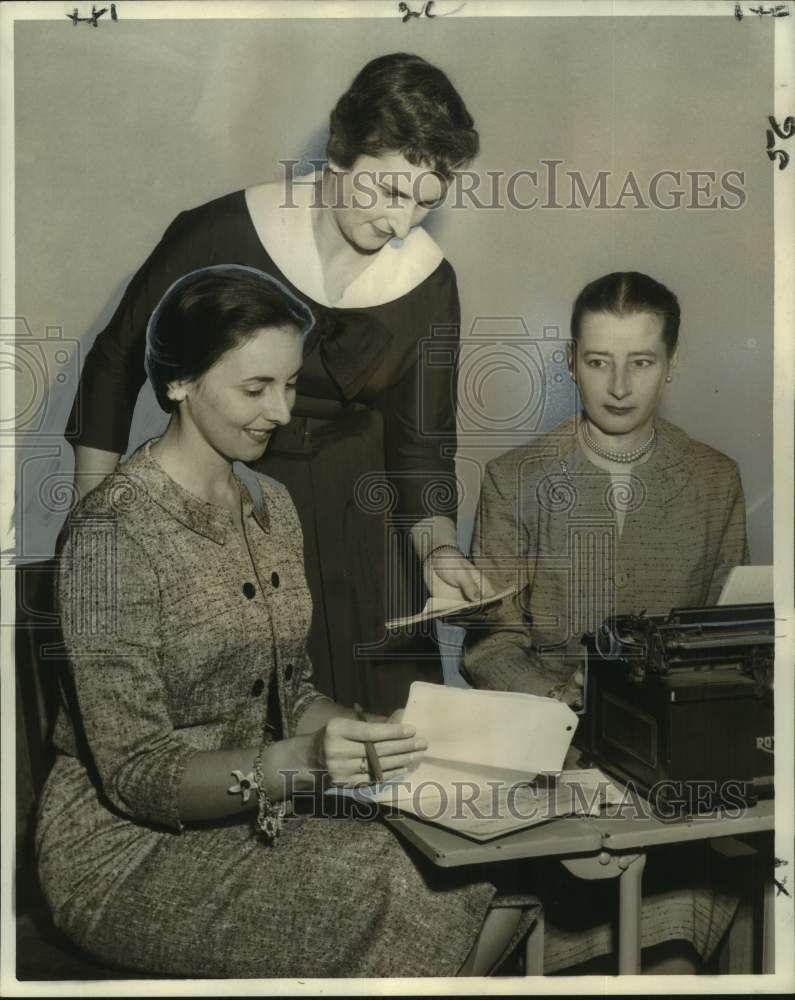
left=581, top=421, right=656, bottom=464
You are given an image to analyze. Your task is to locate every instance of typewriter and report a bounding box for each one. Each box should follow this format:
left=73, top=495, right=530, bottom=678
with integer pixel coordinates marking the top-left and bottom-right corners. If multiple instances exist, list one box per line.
left=578, top=603, right=774, bottom=815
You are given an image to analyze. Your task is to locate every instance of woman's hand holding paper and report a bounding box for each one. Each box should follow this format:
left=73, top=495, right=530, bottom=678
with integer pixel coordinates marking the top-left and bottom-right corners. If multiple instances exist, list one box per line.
left=316, top=716, right=428, bottom=786
left=423, top=547, right=498, bottom=604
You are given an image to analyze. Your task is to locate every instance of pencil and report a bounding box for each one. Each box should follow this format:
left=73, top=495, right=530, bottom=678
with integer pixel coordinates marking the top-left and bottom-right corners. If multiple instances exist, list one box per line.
left=353, top=702, right=385, bottom=784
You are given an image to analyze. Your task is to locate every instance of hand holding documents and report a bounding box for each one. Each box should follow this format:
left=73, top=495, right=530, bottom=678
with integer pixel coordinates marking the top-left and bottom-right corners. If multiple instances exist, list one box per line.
left=385, top=585, right=516, bottom=629
left=349, top=683, right=623, bottom=840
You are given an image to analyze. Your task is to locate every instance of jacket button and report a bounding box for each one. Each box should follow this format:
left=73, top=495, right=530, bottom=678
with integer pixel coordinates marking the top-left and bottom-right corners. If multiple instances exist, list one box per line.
left=243, top=582, right=256, bottom=599
left=271, top=572, right=280, bottom=588
left=616, top=572, right=629, bottom=588
left=284, top=663, right=294, bottom=680
left=251, top=678, right=265, bottom=697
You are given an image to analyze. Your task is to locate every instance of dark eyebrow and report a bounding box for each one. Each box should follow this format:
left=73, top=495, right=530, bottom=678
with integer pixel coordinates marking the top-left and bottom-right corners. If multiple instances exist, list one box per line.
left=241, top=365, right=304, bottom=385
left=380, top=181, right=411, bottom=199
left=379, top=180, right=443, bottom=209
left=582, top=349, right=658, bottom=357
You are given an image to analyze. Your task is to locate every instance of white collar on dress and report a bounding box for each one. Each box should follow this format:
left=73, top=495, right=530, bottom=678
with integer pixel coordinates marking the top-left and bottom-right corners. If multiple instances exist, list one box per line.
left=244, top=171, right=444, bottom=309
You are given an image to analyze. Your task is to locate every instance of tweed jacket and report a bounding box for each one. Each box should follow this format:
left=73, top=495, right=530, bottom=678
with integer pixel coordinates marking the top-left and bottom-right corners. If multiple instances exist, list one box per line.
left=462, top=416, right=749, bottom=701
left=49, top=441, right=329, bottom=832
left=37, top=442, right=509, bottom=980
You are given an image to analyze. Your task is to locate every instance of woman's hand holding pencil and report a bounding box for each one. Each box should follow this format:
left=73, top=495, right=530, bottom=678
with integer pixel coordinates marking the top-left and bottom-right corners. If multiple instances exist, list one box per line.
left=314, top=706, right=428, bottom=787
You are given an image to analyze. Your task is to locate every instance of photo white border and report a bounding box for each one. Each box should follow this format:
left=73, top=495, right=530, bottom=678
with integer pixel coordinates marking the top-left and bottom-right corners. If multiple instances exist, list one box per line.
left=1, top=1, right=792, bottom=996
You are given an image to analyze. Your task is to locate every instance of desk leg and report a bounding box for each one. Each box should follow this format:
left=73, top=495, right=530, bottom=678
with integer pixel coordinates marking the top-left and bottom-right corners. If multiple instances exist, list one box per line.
left=524, top=907, right=545, bottom=976
left=561, top=851, right=647, bottom=974
left=617, top=852, right=647, bottom=974
left=762, top=877, right=775, bottom=973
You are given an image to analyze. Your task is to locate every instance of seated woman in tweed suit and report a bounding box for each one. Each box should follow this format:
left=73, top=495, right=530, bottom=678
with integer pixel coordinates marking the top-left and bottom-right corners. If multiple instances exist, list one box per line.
left=462, top=271, right=749, bottom=973
left=35, top=267, right=533, bottom=979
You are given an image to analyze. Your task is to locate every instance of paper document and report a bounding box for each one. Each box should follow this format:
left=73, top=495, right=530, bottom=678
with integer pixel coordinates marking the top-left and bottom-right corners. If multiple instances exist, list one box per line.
left=717, top=565, right=773, bottom=605
left=350, top=683, right=592, bottom=838
left=377, top=768, right=626, bottom=841
left=385, top=585, right=516, bottom=629
left=400, top=682, right=576, bottom=778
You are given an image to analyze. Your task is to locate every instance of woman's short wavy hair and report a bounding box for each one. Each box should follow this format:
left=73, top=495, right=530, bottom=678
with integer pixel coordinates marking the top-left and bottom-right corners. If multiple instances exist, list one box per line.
left=327, top=53, right=479, bottom=180
left=570, top=272, right=681, bottom=357
left=145, top=266, right=315, bottom=413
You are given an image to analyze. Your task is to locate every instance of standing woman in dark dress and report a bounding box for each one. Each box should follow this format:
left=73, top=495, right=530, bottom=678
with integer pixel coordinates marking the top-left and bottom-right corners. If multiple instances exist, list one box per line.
left=65, top=53, right=486, bottom=714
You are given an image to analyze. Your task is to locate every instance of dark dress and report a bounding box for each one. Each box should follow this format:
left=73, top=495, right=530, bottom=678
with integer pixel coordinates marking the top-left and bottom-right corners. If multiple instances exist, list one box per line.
left=66, top=188, right=461, bottom=713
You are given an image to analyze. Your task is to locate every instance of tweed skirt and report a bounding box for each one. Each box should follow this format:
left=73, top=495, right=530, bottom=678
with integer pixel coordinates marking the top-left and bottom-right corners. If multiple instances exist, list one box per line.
left=36, top=757, right=506, bottom=979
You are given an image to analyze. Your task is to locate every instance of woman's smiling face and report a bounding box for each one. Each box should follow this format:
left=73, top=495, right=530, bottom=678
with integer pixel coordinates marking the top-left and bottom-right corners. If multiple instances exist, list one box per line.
left=326, top=151, right=446, bottom=252
left=570, top=310, right=676, bottom=444
left=172, top=325, right=303, bottom=463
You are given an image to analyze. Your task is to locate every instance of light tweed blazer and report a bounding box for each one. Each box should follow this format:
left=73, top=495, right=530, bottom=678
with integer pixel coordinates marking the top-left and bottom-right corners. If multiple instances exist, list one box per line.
left=462, top=416, right=749, bottom=702
left=36, top=442, right=502, bottom=980
left=50, top=440, right=328, bottom=831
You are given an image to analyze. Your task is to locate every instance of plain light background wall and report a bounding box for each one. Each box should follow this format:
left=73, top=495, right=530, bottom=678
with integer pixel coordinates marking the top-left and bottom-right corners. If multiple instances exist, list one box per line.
left=14, top=13, right=773, bottom=569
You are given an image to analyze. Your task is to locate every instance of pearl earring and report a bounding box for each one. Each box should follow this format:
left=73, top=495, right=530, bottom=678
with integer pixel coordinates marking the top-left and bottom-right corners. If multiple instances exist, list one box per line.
left=665, top=375, right=673, bottom=383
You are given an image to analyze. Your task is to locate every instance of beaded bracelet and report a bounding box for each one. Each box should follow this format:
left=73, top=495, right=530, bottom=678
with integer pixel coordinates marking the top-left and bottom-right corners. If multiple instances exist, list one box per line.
left=253, top=743, right=288, bottom=845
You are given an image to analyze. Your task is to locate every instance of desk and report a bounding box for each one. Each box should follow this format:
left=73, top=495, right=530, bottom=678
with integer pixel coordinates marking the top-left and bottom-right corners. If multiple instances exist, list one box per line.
left=385, top=798, right=775, bottom=975
left=386, top=813, right=602, bottom=866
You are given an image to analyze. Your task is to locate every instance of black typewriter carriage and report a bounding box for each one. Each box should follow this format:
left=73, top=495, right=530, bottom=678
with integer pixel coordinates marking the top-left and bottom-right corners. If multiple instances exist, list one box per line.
left=578, top=603, right=774, bottom=817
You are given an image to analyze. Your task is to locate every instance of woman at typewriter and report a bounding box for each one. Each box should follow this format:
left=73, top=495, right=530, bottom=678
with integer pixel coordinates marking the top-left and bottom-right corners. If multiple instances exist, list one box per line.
left=462, top=270, right=749, bottom=973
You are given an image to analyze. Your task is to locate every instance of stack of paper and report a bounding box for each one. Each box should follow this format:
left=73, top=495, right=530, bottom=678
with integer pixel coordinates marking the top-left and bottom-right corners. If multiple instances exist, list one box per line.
left=384, top=585, right=516, bottom=629
left=373, top=768, right=625, bottom=841
left=345, top=683, right=626, bottom=840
